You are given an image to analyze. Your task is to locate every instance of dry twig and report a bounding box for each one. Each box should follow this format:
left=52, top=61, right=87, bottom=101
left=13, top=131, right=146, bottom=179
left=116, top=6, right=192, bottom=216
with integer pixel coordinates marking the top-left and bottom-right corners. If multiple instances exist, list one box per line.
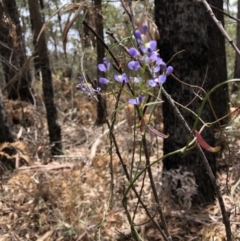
left=198, top=0, right=240, bottom=56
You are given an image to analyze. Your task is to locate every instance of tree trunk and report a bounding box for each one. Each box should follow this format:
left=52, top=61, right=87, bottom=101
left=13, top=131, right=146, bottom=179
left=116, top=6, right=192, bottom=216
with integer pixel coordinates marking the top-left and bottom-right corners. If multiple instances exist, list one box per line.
left=28, top=0, right=63, bottom=155
left=0, top=90, right=14, bottom=144
left=0, top=0, right=33, bottom=103
left=207, top=0, right=228, bottom=124
left=234, top=0, right=240, bottom=81
left=30, top=0, right=44, bottom=79
left=94, top=0, right=107, bottom=125
left=155, top=0, right=227, bottom=205
left=0, top=90, right=15, bottom=170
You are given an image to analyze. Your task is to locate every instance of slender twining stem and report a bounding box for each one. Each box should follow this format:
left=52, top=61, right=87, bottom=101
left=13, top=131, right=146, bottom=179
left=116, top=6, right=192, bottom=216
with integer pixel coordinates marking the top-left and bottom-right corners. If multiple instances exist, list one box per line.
left=106, top=84, right=170, bottom=240
left=132, top=157, right=147, bottom=227
left=142, top=134, right=172, bottom=240
left=130, top=110, right=137, bottom=178
left=107, top=120, right=170, bottom=241
left=109, top=131, right=114, bottom=207
left=122, top=198, right=143, bottom=241
left=210, top=4, right=240, bottom=22
left=104, top=12, right=171, bottom=240
left=82, top=20, right=166, bottom=239
left=162, top=87, right=232, bottom=241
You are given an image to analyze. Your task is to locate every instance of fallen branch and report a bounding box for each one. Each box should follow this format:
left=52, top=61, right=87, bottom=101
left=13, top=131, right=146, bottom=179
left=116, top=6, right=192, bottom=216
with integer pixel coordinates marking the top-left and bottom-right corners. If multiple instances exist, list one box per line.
left=15, top=163, right=75, bottom=173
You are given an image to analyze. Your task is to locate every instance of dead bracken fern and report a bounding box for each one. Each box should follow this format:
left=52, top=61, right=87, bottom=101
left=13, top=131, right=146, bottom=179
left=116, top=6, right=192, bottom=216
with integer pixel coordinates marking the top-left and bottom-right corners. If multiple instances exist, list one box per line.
left=156, top=168, right=198, bottom=211
left=0, top=141, right=33, bottom=171
left=3, top=98, right=39, bottom=127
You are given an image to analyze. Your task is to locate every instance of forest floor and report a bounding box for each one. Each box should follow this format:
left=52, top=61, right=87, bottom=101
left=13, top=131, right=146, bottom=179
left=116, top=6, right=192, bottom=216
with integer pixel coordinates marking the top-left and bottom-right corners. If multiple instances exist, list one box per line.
left=0, top=80, right=240, bottom=241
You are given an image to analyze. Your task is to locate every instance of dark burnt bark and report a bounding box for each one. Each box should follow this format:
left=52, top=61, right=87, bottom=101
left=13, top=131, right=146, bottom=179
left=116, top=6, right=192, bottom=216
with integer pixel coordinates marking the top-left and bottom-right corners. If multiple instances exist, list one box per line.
left=207, top=0, right=228, bottom=123
left=155, top=0, right=227, bottom=205
left=28, top=0, right=63, bottom=155
left=30, top=0, right=44, bottom=78
left=0, top=90, right=14, bottom=143
left=0, top=90, right=15, bottom=170
left=0, top=0, right=33, bottom=103
left=234, top=0, right=240, bottom=83
left=94, top=0, right=107, bottom=125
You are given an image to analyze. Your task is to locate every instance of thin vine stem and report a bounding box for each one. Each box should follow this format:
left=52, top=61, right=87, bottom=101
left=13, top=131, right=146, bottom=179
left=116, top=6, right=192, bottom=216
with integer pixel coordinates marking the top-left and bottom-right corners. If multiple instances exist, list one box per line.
left=162, top=86, right=232, bottom=241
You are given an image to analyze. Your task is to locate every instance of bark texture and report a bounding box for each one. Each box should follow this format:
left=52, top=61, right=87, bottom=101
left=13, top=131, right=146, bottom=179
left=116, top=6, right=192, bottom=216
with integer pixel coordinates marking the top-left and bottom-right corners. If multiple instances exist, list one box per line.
left=234, top=0, right=240, bottom=80
left=0, top=0, right=33, bottom=103
left=28, top=0, right=63, bottom=155
left=94, top=0, right=107, bottom=125
left=0, top=90, right=14, bottom=143
left=207, top=0, right=228, bottom=123
left=155, top=0, right=227, bottom=205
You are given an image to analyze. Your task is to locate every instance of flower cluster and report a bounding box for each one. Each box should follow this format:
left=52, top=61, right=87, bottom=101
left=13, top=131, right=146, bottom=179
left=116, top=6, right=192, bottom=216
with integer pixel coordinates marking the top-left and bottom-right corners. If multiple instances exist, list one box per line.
left=77, top=23, right=173, bottom=104
left=130, top=24, right=173, bottom=88
left=76, top=77, right=101, bottom=97
left=98, top=58, right=110, bottom=85
left=98, top=58, right=129, bottom=85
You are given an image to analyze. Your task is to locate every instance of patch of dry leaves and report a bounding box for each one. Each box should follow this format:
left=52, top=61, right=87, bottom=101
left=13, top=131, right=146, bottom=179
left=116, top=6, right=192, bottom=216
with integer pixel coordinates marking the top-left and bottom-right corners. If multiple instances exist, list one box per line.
left=0, top=94, right=240, bottom=241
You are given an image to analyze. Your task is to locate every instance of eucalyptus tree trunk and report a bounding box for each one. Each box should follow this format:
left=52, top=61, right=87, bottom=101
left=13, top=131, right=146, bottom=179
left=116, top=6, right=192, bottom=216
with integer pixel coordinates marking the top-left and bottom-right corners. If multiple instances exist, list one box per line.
left=94, top=0, right=107, bottom=125
left=0, top=90, right=14, bottom=144
left=28, top=0, right=63, bottom=155
left=155, top=0, right=227, bottom=205
left=234, top=0, right=240, bottom=80
left=0, top=90, right=15, bottom=170
left=0, top=0, right=33, bottom=103
left=207, top=0, right=228, bottom=123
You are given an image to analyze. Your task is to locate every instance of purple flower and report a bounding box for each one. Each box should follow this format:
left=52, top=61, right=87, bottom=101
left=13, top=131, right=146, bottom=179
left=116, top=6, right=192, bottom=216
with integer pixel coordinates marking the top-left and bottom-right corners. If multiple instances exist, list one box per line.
left=149, top=65, right=160, bottom=74
left=98, top=58, right=110, bottom=72
left=166, top=66, right=174, bottom=75
left=148, top=75, right=166, bottom=87
left=128, top=95, right=145, bottom=105
left=147, top=52, right=164, bottom=64
left=156, top=57, right=165, bottom=66
left=148, top=66, right=174, bottom=87
left=114, top=73, right=129, bottom=83
left=145, top=53, right=165, bottom=74
left=128, top=47, right=140, bottom=58
left=99, top=77, right=109, bottom=85
left=158, top=75, right=167, bottom=84
left=134, top=24, right=148, bottom=43
left=98, top=58, right=110, bottom=85
left=148, top=77, right=160, bottom=87
left=141, top=23, right=148, bottom=34
left=134, top=30, right=142, bottom=43
left=140, top=40, right=157, bottom=53
left=128, top=60, right=140, bottom=70
left=77, top=77, right=101, bottom=97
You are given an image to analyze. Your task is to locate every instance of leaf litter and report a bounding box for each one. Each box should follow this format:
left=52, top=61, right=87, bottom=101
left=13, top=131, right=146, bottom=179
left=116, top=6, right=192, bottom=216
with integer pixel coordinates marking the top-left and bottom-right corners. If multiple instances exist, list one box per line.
left=0, top=92, right=240, bottom=241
